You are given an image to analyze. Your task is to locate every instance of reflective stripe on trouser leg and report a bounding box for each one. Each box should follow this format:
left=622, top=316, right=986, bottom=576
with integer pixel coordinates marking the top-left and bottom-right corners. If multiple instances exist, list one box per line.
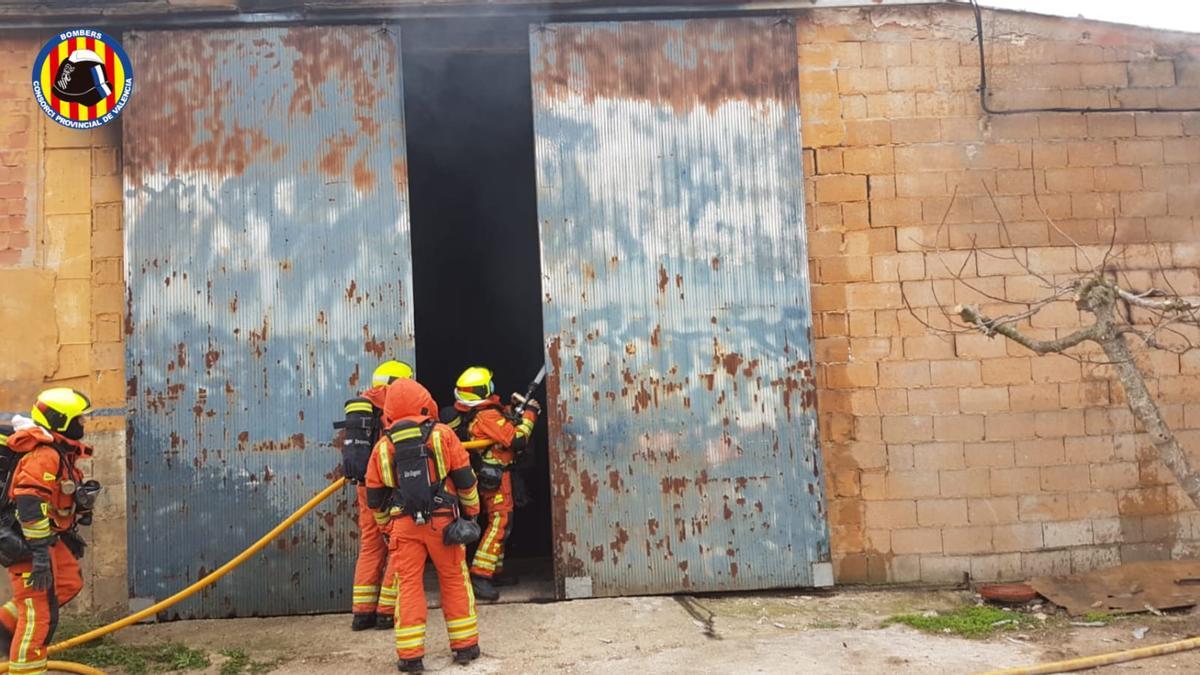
left=351, top=585, right=380, bottom=609
left=469, top=510, right=509, bottom=578
left=353, top=486, right=389, bottom=614
left=378, top=579, right=398, bottom=615
left=390, top=520, right=430, bottom=660
left=445, top=561, right=478, bottom=648
left=394, top=622, right=426, bottom=654
left=10, top=597, right=47, bottom=675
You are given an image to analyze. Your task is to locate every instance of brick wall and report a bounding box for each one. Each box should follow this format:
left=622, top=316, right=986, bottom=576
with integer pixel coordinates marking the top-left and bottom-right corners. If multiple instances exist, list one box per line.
left=801, top=5, right=1200, bottom=584
left=0, top=37, right=37, bottom=265
left=0, top=34, right=128, bottom=613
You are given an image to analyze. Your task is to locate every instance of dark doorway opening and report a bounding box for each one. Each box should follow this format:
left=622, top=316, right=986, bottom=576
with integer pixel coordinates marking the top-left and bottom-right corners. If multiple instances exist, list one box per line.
left=403, top=19, right=553, bottom=584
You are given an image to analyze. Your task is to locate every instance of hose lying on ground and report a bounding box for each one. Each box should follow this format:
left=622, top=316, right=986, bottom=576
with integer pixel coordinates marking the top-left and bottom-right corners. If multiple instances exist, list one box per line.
left=981, top=633, right=1200, bottom=674
left=3, top=438, right=493, bottom=673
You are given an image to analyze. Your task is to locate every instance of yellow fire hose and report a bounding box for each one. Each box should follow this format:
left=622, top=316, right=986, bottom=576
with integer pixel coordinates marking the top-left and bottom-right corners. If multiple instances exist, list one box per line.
left=980, top=634, right=1200, bottom=674
left=1, top=438, right=493, bottom=674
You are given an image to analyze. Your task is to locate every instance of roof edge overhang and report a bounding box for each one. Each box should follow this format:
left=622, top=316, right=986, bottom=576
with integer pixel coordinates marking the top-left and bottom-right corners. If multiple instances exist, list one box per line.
left=0, top=0, right=942, bottom=31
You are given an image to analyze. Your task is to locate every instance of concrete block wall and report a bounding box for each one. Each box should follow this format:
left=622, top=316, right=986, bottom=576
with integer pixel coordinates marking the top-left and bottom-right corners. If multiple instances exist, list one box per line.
left=799, top=5, right=1200, bottom=584
left=3, top=5, right=1200, bottom=610
left=0, top=33, right=127, bottom=613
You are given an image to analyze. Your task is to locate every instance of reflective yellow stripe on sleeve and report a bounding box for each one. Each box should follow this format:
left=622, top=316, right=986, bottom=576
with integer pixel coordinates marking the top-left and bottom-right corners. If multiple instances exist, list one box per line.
left=432, top=432, right=446, bottom=480
left=378, top=440, right=395, bottom=488
left=459, top=485, right=479, bottom=508
left=21, top=518, right=52, bottom=540
left=344, top=402, right=374, bottom=415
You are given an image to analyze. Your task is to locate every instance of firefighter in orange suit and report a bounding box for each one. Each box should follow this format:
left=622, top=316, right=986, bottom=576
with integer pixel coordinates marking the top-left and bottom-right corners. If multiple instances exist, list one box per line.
left=450, top=367, right=539, bottom=601
left=366, top=378, right=482, bottom=672
left=346, top=360, right=414, bottom=631
left=0, top=389, right=97, bottom=675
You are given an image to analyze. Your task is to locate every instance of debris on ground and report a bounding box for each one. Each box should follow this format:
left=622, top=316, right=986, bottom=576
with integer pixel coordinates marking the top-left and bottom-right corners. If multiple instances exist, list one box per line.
left=1133, top=626, right=1150, bottom=640
left=979, top=583, right=1040, bottom=605
left=1029, top=560, right=1200, bottom=616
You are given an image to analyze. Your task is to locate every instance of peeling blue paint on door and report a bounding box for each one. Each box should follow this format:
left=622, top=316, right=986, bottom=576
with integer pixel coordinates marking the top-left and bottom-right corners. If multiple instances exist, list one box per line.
left=530, top=18, right=829, bottom=597
left=123, top=25, right=413, bottom=617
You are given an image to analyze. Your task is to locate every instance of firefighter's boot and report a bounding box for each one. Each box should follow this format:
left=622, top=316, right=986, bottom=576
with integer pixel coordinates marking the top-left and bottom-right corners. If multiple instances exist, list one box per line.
left=471, top=574, right=499, bottom=601
left=491, top=572, right=519, bottom=587
left=351, top=613, right=377, bottom=631
left=398, top=657, right=425, bottom=673
left=376, top=614, right=394, bottom=630
left=453, top=644, right=481, bottom=665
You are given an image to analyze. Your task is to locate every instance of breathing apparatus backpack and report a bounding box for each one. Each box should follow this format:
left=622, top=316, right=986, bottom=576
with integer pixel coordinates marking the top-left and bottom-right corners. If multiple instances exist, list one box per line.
left=375, top=420, right=455, bottom=525
left=332, top=397, right=381, bottom=483
left=0, top=424, right=30, bottom=567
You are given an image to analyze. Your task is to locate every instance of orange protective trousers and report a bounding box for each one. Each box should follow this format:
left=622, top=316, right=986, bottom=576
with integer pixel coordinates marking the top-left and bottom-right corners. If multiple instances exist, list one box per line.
left=352, top=485, right=396, bottom=617
left=384, top=513, right=478, bottom=660
left=0, top=540, right=83, bottom=675
left=470, top=471, right=513, bottom=579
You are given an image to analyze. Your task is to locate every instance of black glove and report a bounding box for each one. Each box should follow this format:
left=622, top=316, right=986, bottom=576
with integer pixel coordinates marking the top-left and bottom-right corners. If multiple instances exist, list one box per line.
left=61, top=530, right=87, bottom=560
left=27, top=539, right=53, bottom=591
left=443, top=517, right=481, bottom=545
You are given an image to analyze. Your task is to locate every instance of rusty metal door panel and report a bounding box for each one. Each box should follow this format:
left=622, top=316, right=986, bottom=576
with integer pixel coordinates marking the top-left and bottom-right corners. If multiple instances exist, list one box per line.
left=123, top=26, right=412, bottom=617
left=530, top=18, right=829, bottom=598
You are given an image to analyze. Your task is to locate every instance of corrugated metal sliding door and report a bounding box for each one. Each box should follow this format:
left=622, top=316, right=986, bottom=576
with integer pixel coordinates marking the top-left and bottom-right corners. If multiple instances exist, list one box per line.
left=123, top=26, right=413, bottom=617
left=530, top=18, right=830, bottom=598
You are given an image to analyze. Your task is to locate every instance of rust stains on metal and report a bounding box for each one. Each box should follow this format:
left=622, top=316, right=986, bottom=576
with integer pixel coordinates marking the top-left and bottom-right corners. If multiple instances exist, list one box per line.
left=721, top=352, right=743, bottom=377
left=607, top=469, right=622, bottom=491
left=610, top=526, right=630, bottom=554
left=319, top=131, right=351, bottom=177
left=126, top=32, right=276, bottom=178
left=531, top=20, right=795, bottom=115
left=661, top=476, right=689, bottom=496
left=363, top=325, right=387, bottom=358
left=579, top=470, right=600, bottom=507
left=348, top=363, right=361, bottom=389
left=280, top=27, right=390, bottom=138
left=176, top=342, right=188, bottom=369
left=657, top=264, right=669, bottom=292
left=204, top=350, right=220, bottom=370
left=352, top=156, right=376, bottom=193
left=393, top=159, right=408, bottom=191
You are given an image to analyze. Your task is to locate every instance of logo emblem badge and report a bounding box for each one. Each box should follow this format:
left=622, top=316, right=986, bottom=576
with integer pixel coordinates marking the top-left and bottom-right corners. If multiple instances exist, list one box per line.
left=32, top=29, right=133, bottom=129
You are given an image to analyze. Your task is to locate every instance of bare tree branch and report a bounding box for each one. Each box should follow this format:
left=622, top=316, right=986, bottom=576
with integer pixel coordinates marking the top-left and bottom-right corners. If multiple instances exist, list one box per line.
left=1116, top=287, right=1200, bottom=314
left=955, top=304, right=1100, bottom=354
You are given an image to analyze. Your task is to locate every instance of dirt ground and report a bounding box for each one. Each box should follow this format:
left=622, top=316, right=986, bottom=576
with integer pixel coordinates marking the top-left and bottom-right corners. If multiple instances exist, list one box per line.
left=109, top=588, right=1200, bottom=674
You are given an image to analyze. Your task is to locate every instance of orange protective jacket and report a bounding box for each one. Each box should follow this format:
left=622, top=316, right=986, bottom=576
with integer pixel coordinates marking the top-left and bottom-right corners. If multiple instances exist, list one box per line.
left=365, top=380, right=480, bottom=524
left=4, top=427, right=87, bottom=541
left=455, top=396, right=537, bottom=466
